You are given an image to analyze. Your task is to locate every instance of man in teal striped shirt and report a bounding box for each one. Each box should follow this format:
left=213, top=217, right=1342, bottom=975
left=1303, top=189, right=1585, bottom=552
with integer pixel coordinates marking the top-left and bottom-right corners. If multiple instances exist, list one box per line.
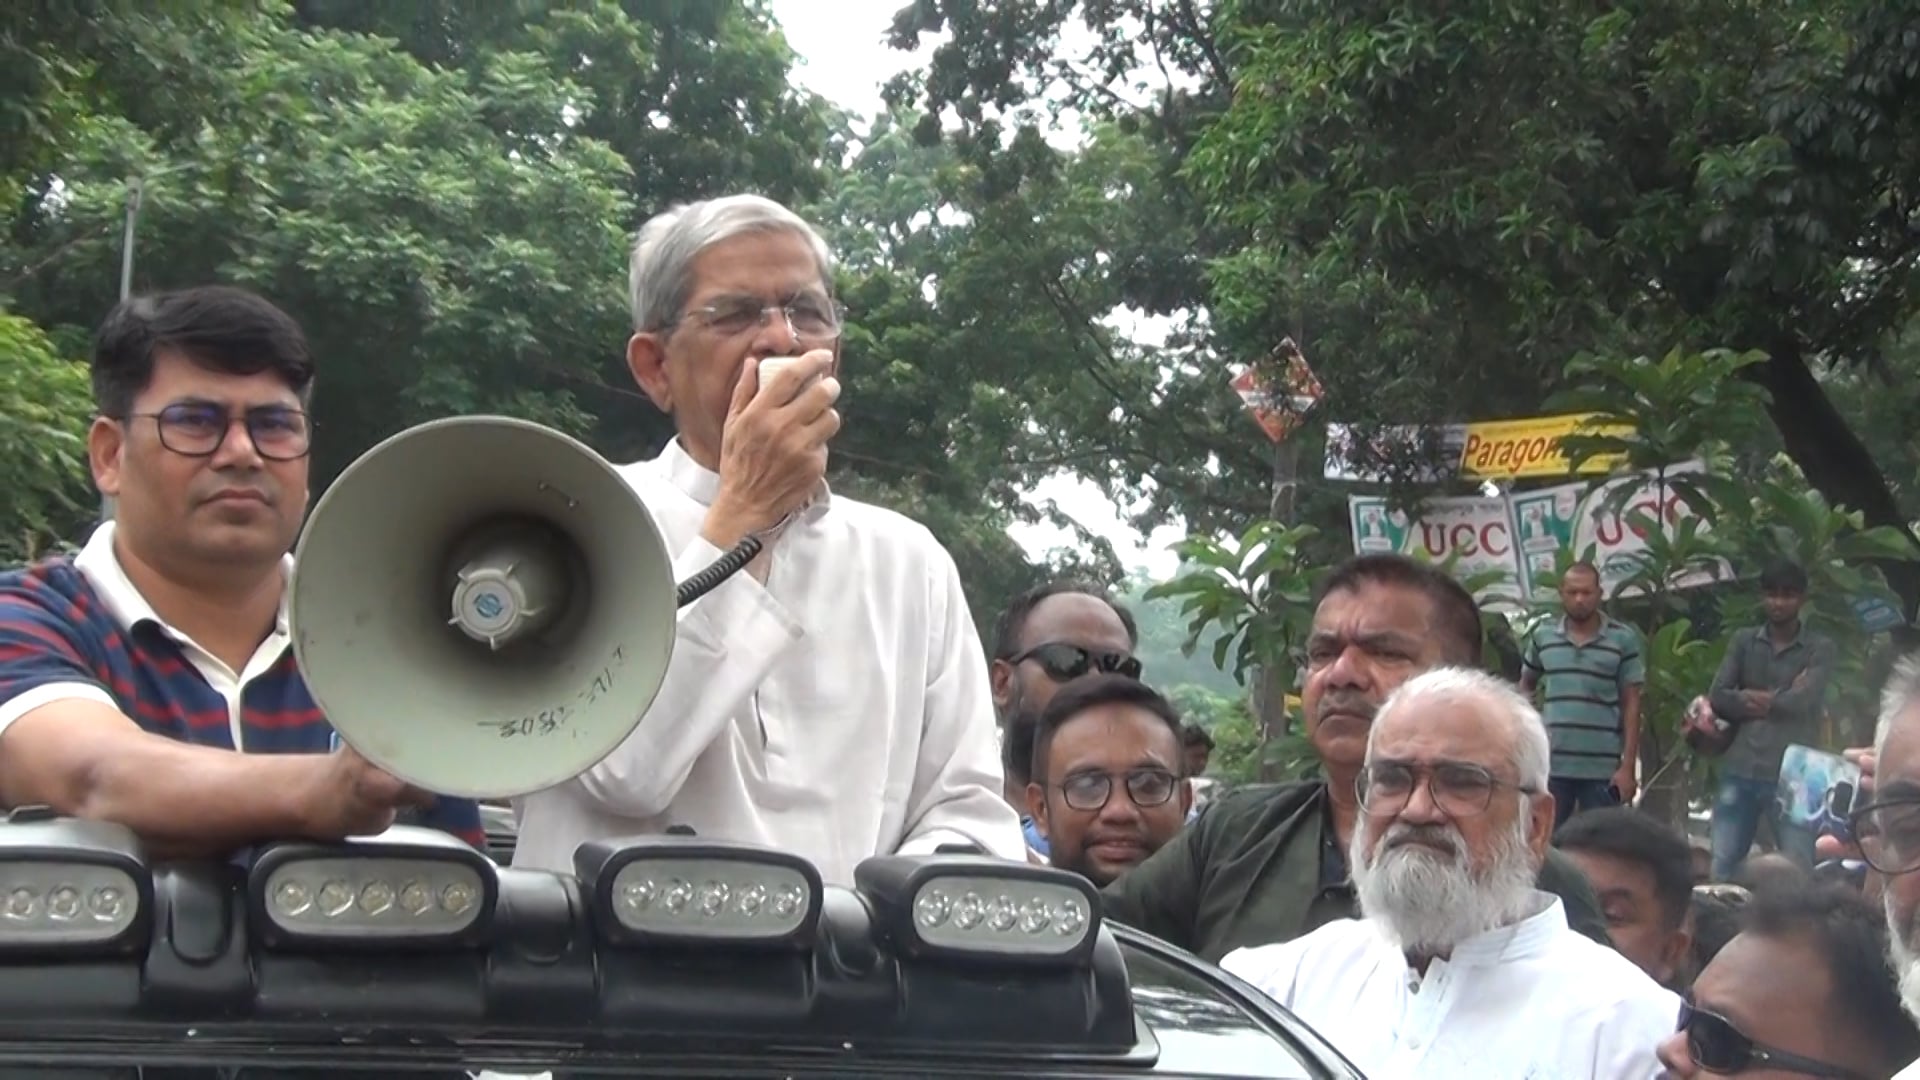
left=1521, top=562, right=1646, bottom=827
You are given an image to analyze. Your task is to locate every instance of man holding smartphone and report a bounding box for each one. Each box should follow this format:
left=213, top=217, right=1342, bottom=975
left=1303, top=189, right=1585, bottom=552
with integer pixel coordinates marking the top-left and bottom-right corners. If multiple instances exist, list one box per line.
left=508, top=194, right=1022, bottom=883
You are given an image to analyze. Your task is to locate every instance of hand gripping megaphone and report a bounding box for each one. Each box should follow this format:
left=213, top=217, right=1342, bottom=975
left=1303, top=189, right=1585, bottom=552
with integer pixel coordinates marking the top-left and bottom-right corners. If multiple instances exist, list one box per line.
left=289, top=416, right=753, bottom=800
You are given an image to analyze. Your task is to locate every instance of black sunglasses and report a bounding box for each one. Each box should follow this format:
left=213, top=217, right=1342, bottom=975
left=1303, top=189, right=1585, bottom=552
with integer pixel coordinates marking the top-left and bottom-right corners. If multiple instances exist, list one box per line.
left=1008, top=642, right=1142, bottom=682
left=1678, top=1001, right=1867, bottom=1078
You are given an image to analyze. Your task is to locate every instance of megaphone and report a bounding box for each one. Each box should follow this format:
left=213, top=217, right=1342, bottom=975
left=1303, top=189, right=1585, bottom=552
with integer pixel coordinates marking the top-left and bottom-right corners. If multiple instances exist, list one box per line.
left=289, top=416, right=681, bottom=800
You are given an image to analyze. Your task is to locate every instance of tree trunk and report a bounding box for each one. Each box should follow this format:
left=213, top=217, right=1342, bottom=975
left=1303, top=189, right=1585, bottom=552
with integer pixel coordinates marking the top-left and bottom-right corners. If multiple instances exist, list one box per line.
left=1256, top=436, right=1303, bottom=781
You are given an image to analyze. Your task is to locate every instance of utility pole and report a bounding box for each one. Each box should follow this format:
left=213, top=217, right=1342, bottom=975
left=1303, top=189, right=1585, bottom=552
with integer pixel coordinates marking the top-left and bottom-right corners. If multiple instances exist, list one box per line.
left=100, top=174, right=152, bottom=525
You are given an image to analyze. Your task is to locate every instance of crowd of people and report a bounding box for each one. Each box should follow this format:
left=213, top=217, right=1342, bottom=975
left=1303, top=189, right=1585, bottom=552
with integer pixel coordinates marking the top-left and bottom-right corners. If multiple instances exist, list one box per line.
left=2, top=190, right=1919, bottom=1077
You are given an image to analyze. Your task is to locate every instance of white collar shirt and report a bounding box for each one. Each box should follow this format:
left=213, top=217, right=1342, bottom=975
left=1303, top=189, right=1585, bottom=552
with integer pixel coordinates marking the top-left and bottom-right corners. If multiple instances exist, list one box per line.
left=1222, top=892, right=1677, bottom=1080
left=510, top=440, right=1022, bottom=885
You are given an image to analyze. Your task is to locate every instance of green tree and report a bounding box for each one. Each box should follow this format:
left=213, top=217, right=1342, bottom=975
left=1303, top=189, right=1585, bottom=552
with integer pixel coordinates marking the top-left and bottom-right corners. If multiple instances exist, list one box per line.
left=0, top=314, right=93, bottom=564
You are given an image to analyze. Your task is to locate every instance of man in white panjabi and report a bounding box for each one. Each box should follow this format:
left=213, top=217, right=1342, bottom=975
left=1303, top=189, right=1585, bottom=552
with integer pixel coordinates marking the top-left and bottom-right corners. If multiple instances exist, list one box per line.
left=508, top=194, right=1023, bottom=884
left=1861, top=656, right=1920, bottom=1079
left=1223, top=668, right=1676, bottom=1079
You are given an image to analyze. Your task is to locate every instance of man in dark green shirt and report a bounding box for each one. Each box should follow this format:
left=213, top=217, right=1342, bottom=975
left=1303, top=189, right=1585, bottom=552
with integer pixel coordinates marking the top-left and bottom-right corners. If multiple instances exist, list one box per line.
left=1101, top=553, right=1608, bottom=964
left=1705, top=559, right=1835, bottom=880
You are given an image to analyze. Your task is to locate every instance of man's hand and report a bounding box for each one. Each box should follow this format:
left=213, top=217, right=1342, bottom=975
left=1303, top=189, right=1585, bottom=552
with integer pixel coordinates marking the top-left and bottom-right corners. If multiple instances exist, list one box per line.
left=298, top=745, right=437, bottom=840
left=701, top=350, right=841, bottom=550
left=1611, top=764, right=1637, bottom=805
left=1742, top=689, right=1775, bottom=715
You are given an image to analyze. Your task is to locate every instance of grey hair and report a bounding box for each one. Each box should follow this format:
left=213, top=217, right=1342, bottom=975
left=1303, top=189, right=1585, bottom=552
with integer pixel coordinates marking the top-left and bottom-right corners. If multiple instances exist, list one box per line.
left=627, top=194, right=835, bottom=332
left=1876, top=652, right=1920, bottom=760
left=1371, top=667, right=1552, bottom=792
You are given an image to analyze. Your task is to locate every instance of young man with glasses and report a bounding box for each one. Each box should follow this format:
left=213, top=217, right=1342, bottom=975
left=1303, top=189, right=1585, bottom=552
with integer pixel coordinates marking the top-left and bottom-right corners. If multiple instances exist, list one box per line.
left=510, top=195, right=1022, bottom=884
left=0, top=286, right=482, bottom=854
left=1657, top=881, right=1918, bottom=1079
left=1024, top=674, right=1189, bottom=887
left=1223, top=667, right=1676, bottom=1078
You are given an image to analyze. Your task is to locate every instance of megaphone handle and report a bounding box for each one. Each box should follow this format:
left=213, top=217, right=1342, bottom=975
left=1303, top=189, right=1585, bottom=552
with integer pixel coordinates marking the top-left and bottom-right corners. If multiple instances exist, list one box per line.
left=676, top=535, right=766, bottom=608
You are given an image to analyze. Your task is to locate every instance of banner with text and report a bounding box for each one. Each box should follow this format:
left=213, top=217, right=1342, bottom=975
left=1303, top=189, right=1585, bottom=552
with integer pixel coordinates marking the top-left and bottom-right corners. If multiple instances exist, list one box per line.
left=1326, top=413, right=1633, bottom=483
left=1349, top=462, right=1731, bottom=610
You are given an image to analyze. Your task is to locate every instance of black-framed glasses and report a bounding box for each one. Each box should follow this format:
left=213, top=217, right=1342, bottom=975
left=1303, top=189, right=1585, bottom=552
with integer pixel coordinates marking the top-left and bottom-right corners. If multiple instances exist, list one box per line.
left=121, top=402, right=313, bottom=461
left=673, top=293, right=845, bottom=341
left=1355, top=760, right=1534, bottom=818
left=1678, top=1000, right=1868, bottom=1079
left=1052, top=768, right=1179, bottom=813
left=1008, top=642, right=1143, bottom=682
left=1848, top=797, right=1920, bottom=876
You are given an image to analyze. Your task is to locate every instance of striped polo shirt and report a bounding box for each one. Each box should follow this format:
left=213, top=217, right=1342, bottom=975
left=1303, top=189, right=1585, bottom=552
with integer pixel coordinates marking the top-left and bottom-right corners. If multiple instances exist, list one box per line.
left=1522, top=615, right=1646, bottom=782
left=0, top=522, right=482, bottom=847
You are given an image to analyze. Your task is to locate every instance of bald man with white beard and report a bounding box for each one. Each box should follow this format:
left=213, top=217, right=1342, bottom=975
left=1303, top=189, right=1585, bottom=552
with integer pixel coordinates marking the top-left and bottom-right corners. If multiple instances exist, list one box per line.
left=1223, top=668, right=1676, bottom=1079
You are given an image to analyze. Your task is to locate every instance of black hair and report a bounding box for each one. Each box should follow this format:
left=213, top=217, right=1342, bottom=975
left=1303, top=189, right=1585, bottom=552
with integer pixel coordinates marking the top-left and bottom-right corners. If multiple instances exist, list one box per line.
left=91, top=286, right=314, bottom=417
left=1553, top=807, right=1694, bottom=931
left=1314, top=553, right=1484, bottom=666
left=1029, top=673, right=1182, bottom=786
left=1002, top=709, right=1038, bottom=787
left=1562, top=560, right=1602, bottom=586
left=991, top=581, right=1139, bottom=660
left=1688, top=884, right=1749, bottom=975
left=1741, top=882, right=1920, bottom=1070
left=1182, top=723, right=1215, bottom=751
left=1759, top=558, right=1810, bottom=595
left=1733, top=852, right=1809, bottom=898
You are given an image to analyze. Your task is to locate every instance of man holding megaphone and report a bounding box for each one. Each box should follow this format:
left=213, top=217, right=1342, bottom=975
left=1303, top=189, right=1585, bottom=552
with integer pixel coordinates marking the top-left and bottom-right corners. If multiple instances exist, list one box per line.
left=509, top=195, right=1023, bottom=884
left=0, top=287, right=483, bottom=855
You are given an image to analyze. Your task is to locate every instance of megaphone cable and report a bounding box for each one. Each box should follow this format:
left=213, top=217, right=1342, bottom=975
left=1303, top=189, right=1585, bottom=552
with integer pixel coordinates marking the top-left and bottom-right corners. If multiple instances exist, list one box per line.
left=675, top=535, right=765, bottom=608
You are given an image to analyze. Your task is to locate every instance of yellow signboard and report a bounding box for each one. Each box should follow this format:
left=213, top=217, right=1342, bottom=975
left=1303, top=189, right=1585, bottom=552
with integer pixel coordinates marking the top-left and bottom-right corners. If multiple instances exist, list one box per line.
left=1458, top=414, right=1632, bottom=479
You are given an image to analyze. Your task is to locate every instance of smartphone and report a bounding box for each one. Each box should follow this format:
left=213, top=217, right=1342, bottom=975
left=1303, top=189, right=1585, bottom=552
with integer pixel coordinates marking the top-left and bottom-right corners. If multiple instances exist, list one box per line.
left=1776, top=743, right=1862, bottom=839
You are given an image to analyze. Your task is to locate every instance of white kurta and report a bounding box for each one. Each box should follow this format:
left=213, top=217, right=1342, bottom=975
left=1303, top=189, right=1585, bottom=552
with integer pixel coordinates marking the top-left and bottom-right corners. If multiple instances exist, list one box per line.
left=1895, top=1057, right=1920, bottom=1079
left=1222, top=893, right=1677, bottom=1080
left=510, top=440, right=1023, bottom=885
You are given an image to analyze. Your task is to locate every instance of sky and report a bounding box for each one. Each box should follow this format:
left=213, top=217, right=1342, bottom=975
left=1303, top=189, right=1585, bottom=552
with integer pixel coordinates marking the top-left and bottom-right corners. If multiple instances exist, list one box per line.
left=768, top=0, right=1189, bottom=579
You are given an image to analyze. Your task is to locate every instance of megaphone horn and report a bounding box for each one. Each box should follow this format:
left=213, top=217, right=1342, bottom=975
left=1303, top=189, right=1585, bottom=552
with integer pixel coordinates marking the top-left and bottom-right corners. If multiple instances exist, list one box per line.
left=289, top=416, right=685, bottom=801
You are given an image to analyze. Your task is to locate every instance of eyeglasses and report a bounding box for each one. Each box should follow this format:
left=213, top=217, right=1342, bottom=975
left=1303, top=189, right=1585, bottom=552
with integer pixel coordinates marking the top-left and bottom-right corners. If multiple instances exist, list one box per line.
left=121, top=402, right=313, bottom=461
left=675, top=294, right=845, bottom=341
left=1355, top=761, right=1535, bottom=818
left=1052, top=768, right=1179, bottom=813
left=1848, top=797, right=1920, bottom=876
left=1007, top=643, right=1143, bottom=683
left=1677, top=1000, right=1868, bottom=1079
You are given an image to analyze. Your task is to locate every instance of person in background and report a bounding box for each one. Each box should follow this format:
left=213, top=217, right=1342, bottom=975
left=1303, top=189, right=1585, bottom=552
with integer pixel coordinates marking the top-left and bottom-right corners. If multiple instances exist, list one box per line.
left=1223, top=669, right=1675, bottom=1079
left=0, top=286, right=483, bottom=852
left=1520, top=561, right=1646, bottom=825
left=1026, top=674, right=1190, bottom=887
left=1102, top=553, right=1608, bottom=964
left=1182, top=723, right=1214, bottom=779
left=510, top=194, right=1021, bottom=883
left=1732, top=851, right=1809, bottom=897
left=1657, top=882, right=1919, bottom=1079
left=1686, top=884, right=1750, bottom=986
left=988, top=581, right=1141, bottom=857
left=1706, top=559, right=1835, bottom=878
left=1555, top=807, right=1695, bottom=989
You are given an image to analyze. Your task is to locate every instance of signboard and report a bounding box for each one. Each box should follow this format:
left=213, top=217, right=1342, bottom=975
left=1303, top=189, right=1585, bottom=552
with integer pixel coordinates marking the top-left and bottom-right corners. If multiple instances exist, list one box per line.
left=1230, top=338, right=1323, bottom=445
left=1325, top=413, right=1633, bottom=482
left=1349, top=462, right=1732, bottom=608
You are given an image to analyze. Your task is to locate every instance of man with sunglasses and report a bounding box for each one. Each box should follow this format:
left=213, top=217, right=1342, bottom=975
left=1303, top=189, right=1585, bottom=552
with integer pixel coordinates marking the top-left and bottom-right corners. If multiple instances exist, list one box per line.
left=1025, top=674, right=1190, bottom=887
left=1223, top=668, right=1675, bottom=1078
left=1102, top=553, right=1608, bottom=963
left=0, top=286, right=483, bottom=853
left=510, top=195, right=1022, bottom=884
left=1656, top=881, right=1918, bottom=1079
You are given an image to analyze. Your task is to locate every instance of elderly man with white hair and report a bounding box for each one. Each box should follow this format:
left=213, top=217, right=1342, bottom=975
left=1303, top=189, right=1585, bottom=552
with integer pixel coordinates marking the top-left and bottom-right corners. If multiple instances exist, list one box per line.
left=1856, top=655, right=1920, bottom=1078
left=508, top=194, right=1023, bottom=883
left=1222, top=667, right=1676, bottom=1079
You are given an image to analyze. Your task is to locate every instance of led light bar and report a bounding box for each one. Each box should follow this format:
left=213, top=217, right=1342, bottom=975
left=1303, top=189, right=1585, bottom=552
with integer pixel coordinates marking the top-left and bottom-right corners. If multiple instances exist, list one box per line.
left=574, top=837, right=823, bottom=949
left=0, top=812, right=149, bottom=955
left=246, top=825, right=497, bottom=948
left=854, top=854, right=1101, bottom=966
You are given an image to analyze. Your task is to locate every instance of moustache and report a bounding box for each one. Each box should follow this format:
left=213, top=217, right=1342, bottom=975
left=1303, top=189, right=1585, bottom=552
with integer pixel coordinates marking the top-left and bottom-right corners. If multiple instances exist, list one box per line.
left=1315, top=691, right=1378, bottom=723
left=1377, top=823, right=1464, bottom=859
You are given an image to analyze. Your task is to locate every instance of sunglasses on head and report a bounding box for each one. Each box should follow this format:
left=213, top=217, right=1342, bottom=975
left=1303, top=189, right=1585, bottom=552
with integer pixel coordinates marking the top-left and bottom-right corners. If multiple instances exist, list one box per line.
left=1008, top=642, right=1142, bottom=682
left=1678, top=1001, right=1867, bottom=1079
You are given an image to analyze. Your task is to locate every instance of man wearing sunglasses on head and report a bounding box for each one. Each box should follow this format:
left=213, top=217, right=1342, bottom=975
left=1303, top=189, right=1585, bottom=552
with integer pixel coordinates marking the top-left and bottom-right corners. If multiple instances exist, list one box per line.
left=1656, top=881, right=1918, bottom=1079
left=1025, top=674, right=1190, bottom=887
left=988, top=582, right=1141, bottom=858
left=0, top=287, right=483, bottom=854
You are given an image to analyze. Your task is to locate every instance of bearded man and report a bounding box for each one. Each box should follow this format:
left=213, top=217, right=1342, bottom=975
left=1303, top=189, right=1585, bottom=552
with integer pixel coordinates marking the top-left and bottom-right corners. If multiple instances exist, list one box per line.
left=1222, top=668, right=1675, bottom=1079
left=1859, top=656, right=1920, bottom=1077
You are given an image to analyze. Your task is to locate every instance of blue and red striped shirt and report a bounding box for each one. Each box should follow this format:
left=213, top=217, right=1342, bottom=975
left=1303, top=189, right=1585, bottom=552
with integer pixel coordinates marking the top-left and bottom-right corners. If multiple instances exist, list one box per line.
left=0, top=530, right=483, bottom=848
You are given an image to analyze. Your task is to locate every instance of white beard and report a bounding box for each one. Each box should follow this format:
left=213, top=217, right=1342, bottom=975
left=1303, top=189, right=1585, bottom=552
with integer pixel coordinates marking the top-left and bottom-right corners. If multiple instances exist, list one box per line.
left=1352, top=812, right=1539, bottom=957
left=1884, top=890, right=1920, bottom=1024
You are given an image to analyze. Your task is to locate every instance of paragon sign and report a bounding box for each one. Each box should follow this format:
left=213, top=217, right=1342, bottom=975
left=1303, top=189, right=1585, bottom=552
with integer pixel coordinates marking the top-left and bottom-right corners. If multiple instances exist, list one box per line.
left=1458, top=413, right=1631, bottom=479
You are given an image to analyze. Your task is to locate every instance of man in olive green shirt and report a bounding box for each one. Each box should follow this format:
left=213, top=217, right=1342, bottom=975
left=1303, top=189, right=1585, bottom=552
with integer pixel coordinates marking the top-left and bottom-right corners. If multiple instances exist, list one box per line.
left=1102, top=553, right=1608, bottom=964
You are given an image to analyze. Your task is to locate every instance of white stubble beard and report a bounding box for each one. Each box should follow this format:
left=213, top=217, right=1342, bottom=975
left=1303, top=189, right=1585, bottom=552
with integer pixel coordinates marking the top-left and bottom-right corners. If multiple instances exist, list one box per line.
left=1351, top=811, right=1539, bottom=957
left=1883, top=890, right=1920, bottom=1024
